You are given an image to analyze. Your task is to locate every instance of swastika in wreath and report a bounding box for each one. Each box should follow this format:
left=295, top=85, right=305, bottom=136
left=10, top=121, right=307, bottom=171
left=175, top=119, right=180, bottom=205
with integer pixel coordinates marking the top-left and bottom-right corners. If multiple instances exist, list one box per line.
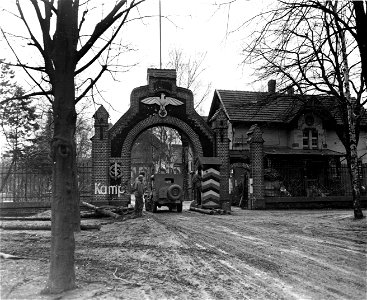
left=109, top=162, right=122, bottom=180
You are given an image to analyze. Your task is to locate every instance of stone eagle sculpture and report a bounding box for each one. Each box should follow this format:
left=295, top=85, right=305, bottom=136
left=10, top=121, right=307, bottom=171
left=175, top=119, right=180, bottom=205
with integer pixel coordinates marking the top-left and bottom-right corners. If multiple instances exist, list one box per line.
left=141, top=93, right=183, bottom=117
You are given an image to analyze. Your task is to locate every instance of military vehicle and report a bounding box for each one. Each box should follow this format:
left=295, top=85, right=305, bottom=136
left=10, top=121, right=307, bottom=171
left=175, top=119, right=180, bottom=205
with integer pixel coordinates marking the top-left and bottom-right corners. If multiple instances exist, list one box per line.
left=145, top=174, right=183, bottom=213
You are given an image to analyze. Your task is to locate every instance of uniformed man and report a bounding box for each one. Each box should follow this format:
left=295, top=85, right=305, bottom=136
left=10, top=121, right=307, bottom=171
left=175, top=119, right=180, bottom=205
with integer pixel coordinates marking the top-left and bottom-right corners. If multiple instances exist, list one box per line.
left=192, top=169, right=202, bottom=206
left=134, top=174, right=144, bottom=217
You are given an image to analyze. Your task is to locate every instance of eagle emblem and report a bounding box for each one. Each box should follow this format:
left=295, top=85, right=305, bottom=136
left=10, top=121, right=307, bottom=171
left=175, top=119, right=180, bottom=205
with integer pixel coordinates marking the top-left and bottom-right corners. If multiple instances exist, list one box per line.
left=141, top=93, right=183, bottom=117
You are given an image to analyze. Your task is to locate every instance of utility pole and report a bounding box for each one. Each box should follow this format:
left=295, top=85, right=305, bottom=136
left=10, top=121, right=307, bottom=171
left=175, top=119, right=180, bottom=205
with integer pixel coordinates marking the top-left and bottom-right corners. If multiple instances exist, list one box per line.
left=159, top=0, right=162, bottom=68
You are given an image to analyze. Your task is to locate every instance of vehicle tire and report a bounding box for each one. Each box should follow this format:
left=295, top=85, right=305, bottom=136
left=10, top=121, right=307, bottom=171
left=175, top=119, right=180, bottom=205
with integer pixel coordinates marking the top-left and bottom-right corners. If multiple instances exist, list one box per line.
left=152, top=202, right=157, bottom=213
left=167, top=184, right=182, bottom=201
left=177, top=202, right=183, bottom=213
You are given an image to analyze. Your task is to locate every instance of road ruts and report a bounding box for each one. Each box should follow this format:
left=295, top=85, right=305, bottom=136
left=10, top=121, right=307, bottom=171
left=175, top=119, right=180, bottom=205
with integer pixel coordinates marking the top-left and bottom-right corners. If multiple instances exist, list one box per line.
left=149, top=207, right=367, bottom=300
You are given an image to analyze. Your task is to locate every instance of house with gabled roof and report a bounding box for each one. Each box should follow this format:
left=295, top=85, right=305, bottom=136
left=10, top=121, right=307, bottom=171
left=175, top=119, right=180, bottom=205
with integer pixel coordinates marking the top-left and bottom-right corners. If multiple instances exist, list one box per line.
left=207, top=80, right=367, bottom=206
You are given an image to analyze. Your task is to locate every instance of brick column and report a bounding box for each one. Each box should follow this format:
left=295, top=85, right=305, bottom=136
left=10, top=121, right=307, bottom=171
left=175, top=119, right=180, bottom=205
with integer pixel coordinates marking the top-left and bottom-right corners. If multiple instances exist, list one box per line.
left=120, top=150, right=131, bottom=204
left=247, top=124, right=265, bottom=209
left=182, top=136, right=190, bottom=201
left=92, top=106, right=110, bottom=203
left=212, top=109, right=230, bottom=211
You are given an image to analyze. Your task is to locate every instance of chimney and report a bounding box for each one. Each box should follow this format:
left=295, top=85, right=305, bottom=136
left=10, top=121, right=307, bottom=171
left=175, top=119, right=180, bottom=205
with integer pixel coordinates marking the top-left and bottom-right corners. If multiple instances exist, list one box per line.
left=268, top=79, right=276, bottom=93
left=287, top=86, right=294, bottom=95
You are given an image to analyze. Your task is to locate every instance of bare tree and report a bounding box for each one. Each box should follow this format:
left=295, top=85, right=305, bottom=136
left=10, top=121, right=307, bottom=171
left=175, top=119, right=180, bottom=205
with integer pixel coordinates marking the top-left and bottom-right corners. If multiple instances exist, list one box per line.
left=0, top=0, right=145, bottom=293
left=167, top=48, right=212, bottom=110
left=242, top=0, right=366, bottom=219
left=149, top=126, right=181, bottom=174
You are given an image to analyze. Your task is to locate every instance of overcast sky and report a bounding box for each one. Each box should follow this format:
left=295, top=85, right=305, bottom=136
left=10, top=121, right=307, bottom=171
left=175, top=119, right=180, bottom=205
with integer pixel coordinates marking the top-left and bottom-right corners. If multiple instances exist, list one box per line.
left=0, top=0, right=269, bottom=125
left=81, top=0, right=268, bottom=122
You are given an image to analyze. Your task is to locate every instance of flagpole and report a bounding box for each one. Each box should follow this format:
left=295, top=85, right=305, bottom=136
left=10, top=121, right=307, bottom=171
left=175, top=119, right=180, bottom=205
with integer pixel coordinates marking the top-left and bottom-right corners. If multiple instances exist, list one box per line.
left=159, top=0, right=162, bottom=69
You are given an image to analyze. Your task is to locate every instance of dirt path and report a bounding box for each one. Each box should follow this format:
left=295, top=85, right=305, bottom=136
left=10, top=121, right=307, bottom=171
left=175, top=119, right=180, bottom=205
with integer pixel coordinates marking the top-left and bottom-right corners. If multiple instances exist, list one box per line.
left=0, top=205, right=366, bottom=299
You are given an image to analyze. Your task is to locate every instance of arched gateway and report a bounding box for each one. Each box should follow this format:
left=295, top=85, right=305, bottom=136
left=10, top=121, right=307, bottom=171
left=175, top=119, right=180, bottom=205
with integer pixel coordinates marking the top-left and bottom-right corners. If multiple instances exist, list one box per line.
left=91, top=69, right=230, bottom=210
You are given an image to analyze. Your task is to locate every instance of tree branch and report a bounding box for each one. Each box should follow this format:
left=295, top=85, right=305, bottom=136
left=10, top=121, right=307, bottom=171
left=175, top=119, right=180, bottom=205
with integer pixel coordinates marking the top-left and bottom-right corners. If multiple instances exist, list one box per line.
left=77, top=0, right=128, bottom=61
left=75, top=2, right=130, bottom=75
left=0, top=28, right=53, bottom=104
left=15, top=0, right=44, bottom=55
left=2, top=62, right=46, bottom=73
left=75, top=65, right=107, bottom=103
left=0, top=91, right=53, bottom=105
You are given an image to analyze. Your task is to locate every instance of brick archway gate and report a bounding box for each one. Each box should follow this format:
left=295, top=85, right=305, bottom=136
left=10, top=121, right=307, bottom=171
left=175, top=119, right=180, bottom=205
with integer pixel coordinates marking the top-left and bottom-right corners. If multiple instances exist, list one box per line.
left=92, top=69, right=230, bottom=208
left=119, top=115, right=204, bottom=203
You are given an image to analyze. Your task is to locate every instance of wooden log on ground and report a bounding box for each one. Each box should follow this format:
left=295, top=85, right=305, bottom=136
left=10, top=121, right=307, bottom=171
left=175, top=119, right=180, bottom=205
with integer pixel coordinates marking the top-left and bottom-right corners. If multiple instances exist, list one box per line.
left=100, top=206, right=134, bottom=215
left=189, top=207, right=214, bottom=215
left=120, top=207, right=135, bottom=212
left=0, top=223, right=101, bottom=231
left=0, top=217, right=52, bottom=221
left=213, top=209, right=230, bottom=215
left=120, top=207, right=134, bottom=214
left=81, top=201, right=122, bottom=219
left=80, top=212, right=103, bottom=219
left=0, top=211, right=104, bottom=221
left=0, top=252, right=30, bottom=260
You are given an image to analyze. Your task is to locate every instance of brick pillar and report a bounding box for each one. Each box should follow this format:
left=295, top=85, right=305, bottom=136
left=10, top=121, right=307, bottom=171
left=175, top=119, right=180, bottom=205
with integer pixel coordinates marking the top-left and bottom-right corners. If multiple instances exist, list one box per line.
left=247, top=124, right=265, bottom=209
left=92, top=105, right=110, bottom=203
left=121, top=150, right=131, bottom=205
left=182, top=136, right=190, bottom=201
left=212, top=109, right=230, bottom=211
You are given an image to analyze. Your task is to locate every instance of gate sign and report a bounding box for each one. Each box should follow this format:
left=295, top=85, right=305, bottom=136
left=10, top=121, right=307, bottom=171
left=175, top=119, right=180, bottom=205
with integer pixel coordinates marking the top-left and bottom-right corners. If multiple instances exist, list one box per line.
left=110, top=162, right=122, bottom=180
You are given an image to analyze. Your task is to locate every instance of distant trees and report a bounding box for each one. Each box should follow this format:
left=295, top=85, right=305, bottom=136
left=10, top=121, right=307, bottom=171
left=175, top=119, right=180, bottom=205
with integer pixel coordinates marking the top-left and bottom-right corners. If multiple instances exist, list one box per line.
left=150, top=126, right=181, bottom=174
left=22, top=110, right=53, bottom=173
left=75, top=114, right=93, bottom=162
left=167, top=48, right=212, bottom=110
left=242, top=0, right=366, bottom=219
left=132, top=127, right=182, bottom=176
left=1, top=87, right=39, bottom=162
left=0, top=60, right=39, bottom=163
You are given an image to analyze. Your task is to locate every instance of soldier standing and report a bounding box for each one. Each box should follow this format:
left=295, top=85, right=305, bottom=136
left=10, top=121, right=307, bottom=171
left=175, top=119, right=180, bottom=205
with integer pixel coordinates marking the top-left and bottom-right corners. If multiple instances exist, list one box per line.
left=192, top=169, right=202, bottom=206
left=134, top=175, right=144, bottom=217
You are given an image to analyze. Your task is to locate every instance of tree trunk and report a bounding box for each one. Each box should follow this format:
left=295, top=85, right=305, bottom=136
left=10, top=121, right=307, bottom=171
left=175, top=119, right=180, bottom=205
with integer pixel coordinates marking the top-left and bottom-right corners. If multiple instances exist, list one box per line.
left=353, top=2, right=367, bottom=89
left=348, top=109, right=364, bottom=219
left=43, top=0, right=79, bottom=294
left=334, top=2, right=364, bottom=220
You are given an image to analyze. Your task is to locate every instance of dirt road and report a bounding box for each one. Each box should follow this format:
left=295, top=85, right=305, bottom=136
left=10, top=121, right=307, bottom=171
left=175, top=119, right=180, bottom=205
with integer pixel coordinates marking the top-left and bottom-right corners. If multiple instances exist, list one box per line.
left=0, top=204, right=366, bottom=299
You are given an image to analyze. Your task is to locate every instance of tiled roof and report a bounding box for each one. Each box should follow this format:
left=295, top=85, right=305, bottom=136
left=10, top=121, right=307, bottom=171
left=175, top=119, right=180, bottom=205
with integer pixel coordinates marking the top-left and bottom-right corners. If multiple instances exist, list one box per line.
left=216, top=90, right=309, bottom=123
left=213, top=90, right=366, bottom=125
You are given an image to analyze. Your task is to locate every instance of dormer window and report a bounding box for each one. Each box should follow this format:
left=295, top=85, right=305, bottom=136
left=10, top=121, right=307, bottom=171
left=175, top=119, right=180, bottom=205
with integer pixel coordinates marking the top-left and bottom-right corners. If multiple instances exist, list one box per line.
left=303, top=128, right=318, bottom=149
